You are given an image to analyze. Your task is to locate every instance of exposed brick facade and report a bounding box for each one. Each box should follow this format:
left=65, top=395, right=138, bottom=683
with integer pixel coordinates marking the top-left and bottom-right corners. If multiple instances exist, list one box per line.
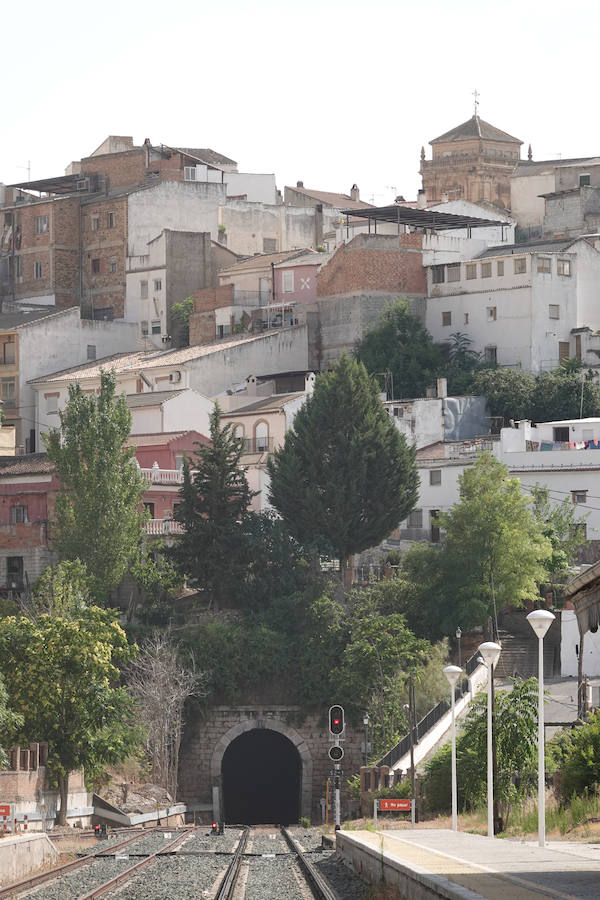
left=80, top=196, right=128, bottom=319
left=316, top=234, right=427, bottom=297
left=189, top=285, right=235, bottom=346
left=80, top=148, right=148, bottom=190
left=3, top=197, right=80, bottom=307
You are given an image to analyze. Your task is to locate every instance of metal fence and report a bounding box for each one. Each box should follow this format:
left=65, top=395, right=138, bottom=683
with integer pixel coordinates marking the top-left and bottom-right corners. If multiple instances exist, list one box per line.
left=376, top=651, right=481, bottom=769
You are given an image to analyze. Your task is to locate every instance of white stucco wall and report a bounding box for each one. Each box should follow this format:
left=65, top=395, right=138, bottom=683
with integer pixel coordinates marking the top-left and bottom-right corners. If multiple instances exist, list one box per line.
left=426, top=251, right=581, bottom=372
left=225, top=173, right=278, bottom=205
left=561, top=608, right=600, bottom=677
left=387, top=399, right=444, bottom=450
left=510, top=169, right=555, bottom=229
left=20, top=311, right=137, bottom=450
left=162, top=390, right=214, bottom=437
left=127, top=182, right=223, bottom=257
left=185, top=326, right=308, bottom=397
left=126, top=230, right=167, bottom=332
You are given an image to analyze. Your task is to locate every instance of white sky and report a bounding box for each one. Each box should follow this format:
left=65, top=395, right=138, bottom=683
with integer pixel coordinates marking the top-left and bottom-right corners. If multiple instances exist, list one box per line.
left=2, top=0, right=599, bottom=206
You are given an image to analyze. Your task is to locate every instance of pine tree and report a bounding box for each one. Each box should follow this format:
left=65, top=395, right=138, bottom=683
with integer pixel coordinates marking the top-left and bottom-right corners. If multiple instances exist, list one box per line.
left=267, top=356, right=418, bottom=576
left=170, top=404, right=256, bottom=607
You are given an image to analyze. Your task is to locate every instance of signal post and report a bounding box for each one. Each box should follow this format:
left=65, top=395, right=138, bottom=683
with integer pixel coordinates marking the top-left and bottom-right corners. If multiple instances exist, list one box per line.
left=328, top=705, right=344, bottom=830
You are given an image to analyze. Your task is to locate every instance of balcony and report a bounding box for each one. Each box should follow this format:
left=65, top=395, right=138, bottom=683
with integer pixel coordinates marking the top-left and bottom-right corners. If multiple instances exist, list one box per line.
left=240, top=437, right=274, bottom=455
left=139, top=466, right=184, bottom=486
left=145, top=518, right=184, bottom=536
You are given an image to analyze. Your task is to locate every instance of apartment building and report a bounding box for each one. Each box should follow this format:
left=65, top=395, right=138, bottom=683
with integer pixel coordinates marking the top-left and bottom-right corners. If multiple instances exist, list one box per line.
left=425, top=237, right=600, bottom=372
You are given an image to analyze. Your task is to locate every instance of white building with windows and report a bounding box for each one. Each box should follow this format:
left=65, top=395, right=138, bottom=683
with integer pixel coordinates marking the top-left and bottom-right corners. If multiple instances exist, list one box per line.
left=393, top=417, right=600, bottom=560
left=425, top=237, right=600, bottom=372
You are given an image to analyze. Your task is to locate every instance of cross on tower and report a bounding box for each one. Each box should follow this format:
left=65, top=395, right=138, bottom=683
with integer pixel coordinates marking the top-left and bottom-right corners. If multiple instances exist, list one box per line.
left=472, top=89, right=479, bottom=116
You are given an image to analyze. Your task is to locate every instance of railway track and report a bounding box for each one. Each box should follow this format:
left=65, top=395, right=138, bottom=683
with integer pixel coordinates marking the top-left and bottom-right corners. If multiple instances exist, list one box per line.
left=1, top=825, right=367, bottom=899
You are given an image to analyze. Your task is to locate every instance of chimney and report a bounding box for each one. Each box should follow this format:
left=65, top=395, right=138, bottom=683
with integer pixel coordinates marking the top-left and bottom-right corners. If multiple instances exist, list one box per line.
left=305, top=372, right=316, bottom=394
left=246, top=375, right=258, bottom=396
left=350, top=184, right=360, bottom=202
left=417, top=189, right=427, bottom=209
left=296, top=180, right=304, bottom=188
left=440, top=191, right=449, bottom=204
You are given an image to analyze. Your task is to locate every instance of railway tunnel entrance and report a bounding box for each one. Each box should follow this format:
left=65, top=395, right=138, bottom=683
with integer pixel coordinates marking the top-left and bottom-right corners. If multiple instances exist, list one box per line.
left=221, top=728, right=301, bottom=824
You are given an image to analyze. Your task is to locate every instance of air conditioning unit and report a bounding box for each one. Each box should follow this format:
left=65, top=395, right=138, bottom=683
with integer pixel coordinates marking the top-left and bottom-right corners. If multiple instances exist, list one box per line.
left=169, top=371, right=181, bottom=383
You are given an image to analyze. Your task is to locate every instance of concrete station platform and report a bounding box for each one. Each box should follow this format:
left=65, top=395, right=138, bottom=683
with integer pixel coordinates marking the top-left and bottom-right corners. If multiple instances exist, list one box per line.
left=336, top=829, right=600, bottom=899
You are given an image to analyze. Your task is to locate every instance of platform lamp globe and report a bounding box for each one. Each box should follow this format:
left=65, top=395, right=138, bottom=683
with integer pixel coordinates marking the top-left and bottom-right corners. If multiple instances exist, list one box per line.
left=526, top=609, right=556, bottom=847
left=477, top=641, right=501, bottom=838
left=443, top=665, right=463, bottom=832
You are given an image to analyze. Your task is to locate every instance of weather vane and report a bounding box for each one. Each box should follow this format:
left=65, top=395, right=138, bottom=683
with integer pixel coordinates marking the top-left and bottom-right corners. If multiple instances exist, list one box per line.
left=473, top=89, right=479, bottom=117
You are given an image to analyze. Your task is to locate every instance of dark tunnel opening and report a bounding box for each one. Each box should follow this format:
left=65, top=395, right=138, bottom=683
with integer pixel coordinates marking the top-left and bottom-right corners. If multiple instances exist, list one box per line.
left=221, top=729, right=302, bottom=825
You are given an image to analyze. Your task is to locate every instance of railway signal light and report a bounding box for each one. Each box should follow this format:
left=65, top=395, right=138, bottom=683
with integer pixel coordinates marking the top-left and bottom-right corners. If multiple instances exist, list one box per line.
left=329, top=705, right=344, bottom=736
left=211, top=822, right=218, bottom=834
left=328, top=745, right=344, bottom=761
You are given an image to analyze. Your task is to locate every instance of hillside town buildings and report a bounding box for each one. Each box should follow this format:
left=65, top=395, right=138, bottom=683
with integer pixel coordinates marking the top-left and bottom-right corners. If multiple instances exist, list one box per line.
left=1, top=112, right=600, bottom=593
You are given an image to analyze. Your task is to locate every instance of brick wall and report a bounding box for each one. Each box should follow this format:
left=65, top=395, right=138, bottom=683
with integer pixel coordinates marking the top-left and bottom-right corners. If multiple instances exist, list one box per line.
left=316, top=234, right=426, bottom=297
left=80, top=148, right=147, bottom=189
left=81, top=197, right=127, bottom=319
left=8, top=197, right=80, bottom=305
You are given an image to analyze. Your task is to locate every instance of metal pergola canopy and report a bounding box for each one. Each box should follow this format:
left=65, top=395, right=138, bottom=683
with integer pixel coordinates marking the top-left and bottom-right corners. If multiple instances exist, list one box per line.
left=340, top=204, right=508, bottom=232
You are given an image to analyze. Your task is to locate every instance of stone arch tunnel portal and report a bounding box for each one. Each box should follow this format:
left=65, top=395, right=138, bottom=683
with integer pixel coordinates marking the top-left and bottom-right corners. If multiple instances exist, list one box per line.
left=221, top=728, right=301, bottom=824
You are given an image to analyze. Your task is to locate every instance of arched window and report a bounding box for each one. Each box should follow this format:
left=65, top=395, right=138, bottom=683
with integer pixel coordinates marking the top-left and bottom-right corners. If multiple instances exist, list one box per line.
left=255, top=421, right=268, bottom=452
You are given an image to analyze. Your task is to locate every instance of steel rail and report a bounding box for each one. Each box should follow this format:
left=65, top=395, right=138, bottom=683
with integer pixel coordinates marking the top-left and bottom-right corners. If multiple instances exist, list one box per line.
left=213, top=826, right=250, bottom=899
left=281, top=827, right=340, bottom=900
left=0, top=826, right=164, bottom=897
left=77, top=829, right=193, bottom=899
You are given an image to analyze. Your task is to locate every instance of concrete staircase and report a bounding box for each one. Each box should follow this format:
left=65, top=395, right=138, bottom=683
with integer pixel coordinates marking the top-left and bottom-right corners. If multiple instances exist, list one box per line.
left=493, top=609, right=561, bottom=680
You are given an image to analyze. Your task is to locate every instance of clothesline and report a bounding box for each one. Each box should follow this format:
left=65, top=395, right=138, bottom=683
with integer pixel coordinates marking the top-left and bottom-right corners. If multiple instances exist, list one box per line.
left=526, top=439, right=600, bottom=452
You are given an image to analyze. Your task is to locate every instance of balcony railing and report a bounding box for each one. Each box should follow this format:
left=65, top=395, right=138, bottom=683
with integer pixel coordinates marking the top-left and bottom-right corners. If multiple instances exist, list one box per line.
left=241, top=437, right=274, bottom=454
left=140, top=467, right=184, bottom=485
left=145, top=518, right=184, bottom=535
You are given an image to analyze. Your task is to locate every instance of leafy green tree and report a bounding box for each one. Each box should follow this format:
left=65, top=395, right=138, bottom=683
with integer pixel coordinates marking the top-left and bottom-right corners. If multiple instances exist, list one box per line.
left=423, top=678, right=538, bottom=825
left=0, top=673, right=23, bottom=768
left=444, top=332, right=483, bottom=395
left=355, top=299, right=444, bottom=398
left=267, top=356, right=419, bottom=576
left=531, top=369, right=600, bottom=423
left=0, top=607, right=138, bottom=824
left=171, top=296, right=194, bottom=347
left=530, top=485, right=588, bottom=585
left=555, top=712, right=600, bottom=799
left=130, top=543, right=182, bottom=625
left=334, top=589, right=429, bottom=756
left=44, top=371, right=147, bottom=601
left=468, top=368, right=536, bottom=428
left=170, top=404, right=256, bottom=608
left=21, top=560, right=92, bottom=620
left=403, top=454, right=552, bottom=637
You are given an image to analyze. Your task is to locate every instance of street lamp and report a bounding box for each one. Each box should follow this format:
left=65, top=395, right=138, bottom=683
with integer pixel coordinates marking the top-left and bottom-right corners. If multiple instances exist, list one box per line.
left=478, top=641, right=501, bottom=838
left=443, top=664, right=463, bottom=832
left=363, top=712, right=369, bottom=767
left=456, top=626, right=462, bottom=669
left=527, top=609, right=556, bottom=847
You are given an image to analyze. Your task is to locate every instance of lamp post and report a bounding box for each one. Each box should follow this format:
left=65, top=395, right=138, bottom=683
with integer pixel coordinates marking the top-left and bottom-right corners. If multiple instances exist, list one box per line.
left=443, top=664, right=463, bottom=831
left=478, top=641, right=501, bottom=838
left=456, top=626, right=462, bottom=669
left=363, top=712, right=369, bottom=767
left=527, top=609, right=555, bottom=847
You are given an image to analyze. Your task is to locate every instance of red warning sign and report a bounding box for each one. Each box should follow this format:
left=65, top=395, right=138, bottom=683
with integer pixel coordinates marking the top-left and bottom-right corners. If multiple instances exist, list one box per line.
left=0, top=804, right=11, bottom=817
left=379, top=798, right=411, bottom=811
